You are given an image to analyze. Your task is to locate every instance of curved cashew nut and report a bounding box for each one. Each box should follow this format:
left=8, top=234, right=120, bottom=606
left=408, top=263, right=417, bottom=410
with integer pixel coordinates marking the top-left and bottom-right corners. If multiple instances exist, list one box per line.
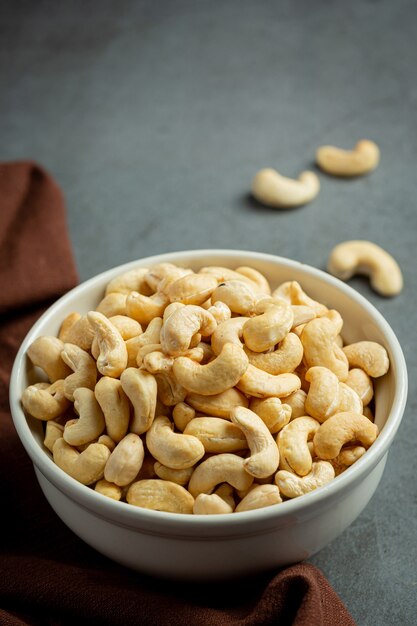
left=105, top=267, right=152, bottom=296
left=95, top=479, right=122, bottom=501
left=172, top=401, right=196, bottom=431
left=342, top=340, right=390, bottom=378
left=316, top=139, right=380, bottom=177
left=235, top=484, right=282, bottom=512
left=166, top=273, right=218, bottom=305
left=120, top=367, right=157, bottom=434
left=237, top=365, right=301, bottom=398
left=155, top=372, right=187, bottom=406
left=154, top=463, right=193, bottom=486
left=242, top=302, right=294, bottom=352
left=126, top=479, right=194, bottom=514
left=328, top=240, right=403, bottom=296
left=185, top=387, right=249, bottom=418
left=211, top=280, right=258, bottom=315
left=272, top=281, right=328, bottom=317
left=61, top=343, right=97, bottom=401
left=313, top=411, right=378, bottom=460
left=198, top=266, right=264, bottom=293
left=144, top=263, right=192, bottom=293
left=207, top=301, right=232, bottom=325
left=249, top=397, right=291, bottom=433
left=173, top=342, right=249, bottom=396
left=44, top=420, right=65, bottom=452
left=63, top=387, right=105, bottom=446
left=87, top=311, right=128, bottom=378
left=160, top=305, right=217, bottom=356
left=53, top=438, right=110, bottom=485
left=96, top=292, right=127, bottom=318
left=345, top=368, right=374, bottom=406
left=277, top=416, right=320, bottom=476
left=137, top=316, right=163, bottom=347
left=94, top=377, right=130, bottom=443
left=59, top=314, right=95, bottom=351
left=27, top=336, right=72, bottom=382
left=291, top=305, right=316, bottom=328
left=104, top=433, right=144, bottom=486
left=244, top=332, right=303, bottom=375
left=337, top=382, right=363, bottom=414
left=193, top=493, right=234, bottom=515
left=331, top=445, right=366, bottom=472
left=275, top=461, right=335, bottom=498
left=301, top=316, right=349, bottom=381
left=211, top=316, right=247, bottom=355
left=22, top=380, right=70, bottom=421
left=252, top=168, right=320, bottom=208
left=188, top=453, right=254, bottom=498
left=126, top=291, right=169, bottom=325
left=283, top=389, right=307, bottom=419
left=146, top=415, right=205, bottom=469
left=184, top=417, right=248, bottom=453
left=235, top=266, right=271, bottom=295
left=305, top=366, right=340, bottom=423
left=230, top=407, right=279, bottom=478
left=92, top=316, right=143, bottom=359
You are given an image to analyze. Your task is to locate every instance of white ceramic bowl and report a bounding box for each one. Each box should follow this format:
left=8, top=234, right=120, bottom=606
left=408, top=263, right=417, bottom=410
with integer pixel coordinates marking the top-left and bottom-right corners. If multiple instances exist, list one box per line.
left=10, top=250, right=407, bottom=580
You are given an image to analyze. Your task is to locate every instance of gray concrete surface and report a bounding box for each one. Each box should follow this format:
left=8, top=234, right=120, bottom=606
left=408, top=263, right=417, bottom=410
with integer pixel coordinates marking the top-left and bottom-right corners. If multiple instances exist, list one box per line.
left=1, top=1, right=416, bottom=623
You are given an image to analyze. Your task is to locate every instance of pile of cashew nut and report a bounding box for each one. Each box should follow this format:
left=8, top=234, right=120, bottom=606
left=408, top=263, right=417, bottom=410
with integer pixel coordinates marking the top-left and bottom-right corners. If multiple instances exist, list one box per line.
left=22, top=262, right=389, bottom=515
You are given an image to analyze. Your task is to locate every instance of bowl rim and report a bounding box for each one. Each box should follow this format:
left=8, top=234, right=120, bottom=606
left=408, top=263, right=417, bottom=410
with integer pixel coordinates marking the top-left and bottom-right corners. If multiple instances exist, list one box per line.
left=9, top=249, right=408, bottom=534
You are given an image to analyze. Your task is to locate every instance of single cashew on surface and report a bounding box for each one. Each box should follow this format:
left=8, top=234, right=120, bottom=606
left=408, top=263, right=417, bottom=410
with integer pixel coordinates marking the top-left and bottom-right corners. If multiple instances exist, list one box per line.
left=277, top=416, right=320, bottom=476
left=252, top=168, right=320, bottom=208
left=275, top=461, right=335, bottom=498
left=313, top=411, right=378, bottom=460
left=53, top=438, right=111, bottom=485
left=343, top=340, right=389, bottom=378
left=327, top=240, right=403, bottom=296
left=87, top=311, right=128, bottom=378
left=127, top=479, right=194, bottom=514
left=316, top=139, right=380, bottom=177
left=146, top=415, right=205, bottom=469
left=173, top=342, right=249, bottom=396
left=230, top=407, right=279, bottom=478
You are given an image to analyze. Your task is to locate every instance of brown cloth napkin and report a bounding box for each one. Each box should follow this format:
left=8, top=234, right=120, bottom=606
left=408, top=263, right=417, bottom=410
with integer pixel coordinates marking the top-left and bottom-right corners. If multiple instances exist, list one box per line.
left=0, top=161, right=357, bottom=626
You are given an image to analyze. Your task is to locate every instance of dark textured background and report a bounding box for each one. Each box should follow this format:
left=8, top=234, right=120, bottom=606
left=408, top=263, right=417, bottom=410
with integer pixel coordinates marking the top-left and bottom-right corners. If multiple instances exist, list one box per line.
left=1, top=1, right=416, bottom=623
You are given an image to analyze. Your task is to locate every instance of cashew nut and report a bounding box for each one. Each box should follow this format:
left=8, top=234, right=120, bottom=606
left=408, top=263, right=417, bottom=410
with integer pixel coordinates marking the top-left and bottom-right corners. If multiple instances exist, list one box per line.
left=22, top=380, right=70, bottom=420
left=105, top=267, right=152, bottom=296
left=207, top=301, right=232, bottom=324
left=230, top=407, right=279, bottom=478
left=313, top=411, right=378, bottom=460
left=291, top=305, right=316, bottom=328
left=61, top=343, right=97, bottom=401
left=283, top=389, right=307, bottom=419
left=235, top=266, right=271, bottom=295
left=96, top=292, right=127, bottom=318
left=244, top=332, right=303, bottom=375
left=316, top=139, right=380, bottom=177
left=184, top=417, right=248, bottom=453
left=252, top=168, right=320, bottom=208
left=242, top=301, right=294, bottom=352
left=58, top=314, right=95, bottom=351
left=337, top=382, right=363, bottom=414
left=126, top=291, right=169, bottom=325
left=331, top=445, right=367, bottom=475
left=305, top=366, right=340, bottom=423
left=275, top=461, right=335, bottom=498
left=27, top=336, right=72, bottom=382
left=188, top=453, right=254, bottom=498
left=154, top=372, right=187, bottom=406
left=94, top=377, right=130, bottom=443
left=160, top=305, right=217, bottom=356
left=63, top=388, right=105, bottom=446
left=193, top=493, right=234, bottom=515
left=277, top=416, right=320, bottom=476
left=272, top=281, right=328, bottom=316
left=249, top=397, right=291, bottom=433
left=173, top=342, right=249, bottom=396
left=237, top=365, right=301, bottom=398
left=95, top=479, right=122, bottom=501
left=53, top=438, right=110, bottom=485
left=345, top=368, right=374, bottom=406
left=104, top=433, right=144, bottom=486
left=146, top=415, right=205, bottom=469
left=58, top=312, right=81, bottom=342
left=214, top=483, right=235, bottom=509
left=327, top=240, right=403, bottom=296
left=144, top=263, right=191, bottom=293
left=211, top=316, right=247, bottom=355
left=198, top=266, right=264, bottom=293
left=87, top=311, right=128, bottom=378
left=172, top=402, right=196, bottom=431
left=126, top=479, right=194, bottom=514
left=211, top=280, right=258, bottom=315
left=154, top=463, right=193, bottom=486
left=301, top=316, right=349, bottom=381
left=166, top=273, right=218, bottom=305
left=342, top=340, right=390, bottom=378
left=235, top=484, right=282, bottom=512
left=185, top=387, right=249, bottom=418
left=120, top=368, right=157, bottom=434
left=43, top=420, right=65, bottom=452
